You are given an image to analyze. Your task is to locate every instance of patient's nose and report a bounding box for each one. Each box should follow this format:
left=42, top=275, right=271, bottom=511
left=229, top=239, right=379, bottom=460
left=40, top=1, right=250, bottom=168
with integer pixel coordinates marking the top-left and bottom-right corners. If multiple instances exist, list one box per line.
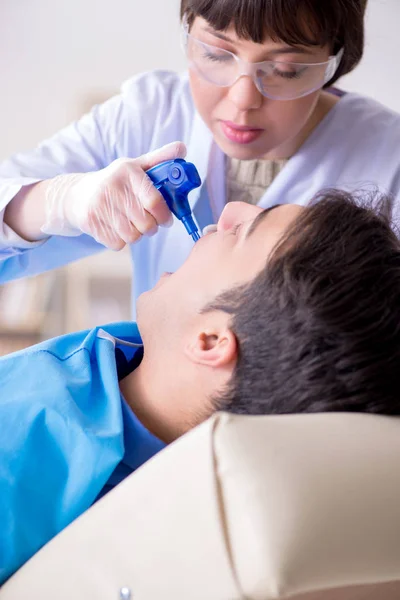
left=217, top=202, right=262, bottom=233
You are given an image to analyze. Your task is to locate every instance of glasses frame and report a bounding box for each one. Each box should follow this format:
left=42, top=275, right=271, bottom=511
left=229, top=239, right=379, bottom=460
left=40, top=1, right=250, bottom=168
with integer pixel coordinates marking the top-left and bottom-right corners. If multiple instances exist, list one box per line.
left=182, top=21, right=344, bottom=101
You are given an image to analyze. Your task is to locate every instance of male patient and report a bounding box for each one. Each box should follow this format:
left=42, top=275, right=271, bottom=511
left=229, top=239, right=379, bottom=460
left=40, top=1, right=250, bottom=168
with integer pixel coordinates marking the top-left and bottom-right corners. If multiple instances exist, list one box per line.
left=1, top=190, right=400, bottom=583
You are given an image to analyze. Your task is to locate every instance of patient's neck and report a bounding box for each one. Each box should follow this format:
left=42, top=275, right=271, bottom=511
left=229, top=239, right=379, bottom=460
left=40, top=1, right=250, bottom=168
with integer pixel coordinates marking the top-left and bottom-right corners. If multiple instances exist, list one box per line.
left=119, top=359, right=179, bottom=444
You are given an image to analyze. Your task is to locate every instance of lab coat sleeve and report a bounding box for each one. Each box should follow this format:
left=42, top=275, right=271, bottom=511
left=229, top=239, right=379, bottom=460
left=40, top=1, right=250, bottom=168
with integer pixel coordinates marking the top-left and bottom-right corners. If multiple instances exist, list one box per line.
left=0, top=70, right=192, bottom=283
left=0, top=327, right=125, bottom=584
left=0, top=94, right=125, bottom=280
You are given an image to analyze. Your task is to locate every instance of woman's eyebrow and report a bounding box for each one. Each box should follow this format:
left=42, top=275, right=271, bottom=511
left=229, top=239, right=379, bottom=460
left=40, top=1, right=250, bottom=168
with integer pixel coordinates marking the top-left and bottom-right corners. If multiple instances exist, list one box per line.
left=203, top=27, right=233, bottom=42
left=267, top=46, right=314, bottom=57
left=202, top=28, right=313, bottom=56
left=245, top=206, right=278, bottom=240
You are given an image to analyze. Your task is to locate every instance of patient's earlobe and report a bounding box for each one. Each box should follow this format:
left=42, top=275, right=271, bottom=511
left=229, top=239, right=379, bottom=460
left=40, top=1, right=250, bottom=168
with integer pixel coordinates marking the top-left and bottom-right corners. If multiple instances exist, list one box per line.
left=185, top=328, right=238, bottom=368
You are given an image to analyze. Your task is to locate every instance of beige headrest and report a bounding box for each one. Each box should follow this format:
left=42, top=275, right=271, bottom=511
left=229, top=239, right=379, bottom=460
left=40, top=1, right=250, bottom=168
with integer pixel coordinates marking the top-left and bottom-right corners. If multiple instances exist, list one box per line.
left=2, top=412, right=400, bottom=599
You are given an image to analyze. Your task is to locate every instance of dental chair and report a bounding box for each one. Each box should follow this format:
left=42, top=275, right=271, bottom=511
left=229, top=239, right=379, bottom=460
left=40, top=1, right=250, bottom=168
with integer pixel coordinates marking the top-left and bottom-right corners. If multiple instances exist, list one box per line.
left=1, top=411, right=400, bottom=599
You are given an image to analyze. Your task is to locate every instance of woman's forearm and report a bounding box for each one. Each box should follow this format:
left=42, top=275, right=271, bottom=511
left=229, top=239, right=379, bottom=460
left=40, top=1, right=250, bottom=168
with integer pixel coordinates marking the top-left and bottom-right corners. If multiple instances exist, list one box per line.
left=4, top=181, right=51, bottom=242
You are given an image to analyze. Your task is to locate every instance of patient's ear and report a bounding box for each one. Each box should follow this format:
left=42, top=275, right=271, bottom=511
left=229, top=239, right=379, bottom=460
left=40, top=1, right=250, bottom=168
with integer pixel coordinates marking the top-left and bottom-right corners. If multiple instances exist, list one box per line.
left=185, top=326, right=238, bottom=368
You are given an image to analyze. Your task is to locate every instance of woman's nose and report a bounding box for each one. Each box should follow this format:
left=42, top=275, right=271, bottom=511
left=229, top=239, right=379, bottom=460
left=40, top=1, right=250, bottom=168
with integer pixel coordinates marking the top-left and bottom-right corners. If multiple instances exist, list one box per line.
left=217, top=202, right=262, bottom=233
left=228, top=75, right=263, bottom=111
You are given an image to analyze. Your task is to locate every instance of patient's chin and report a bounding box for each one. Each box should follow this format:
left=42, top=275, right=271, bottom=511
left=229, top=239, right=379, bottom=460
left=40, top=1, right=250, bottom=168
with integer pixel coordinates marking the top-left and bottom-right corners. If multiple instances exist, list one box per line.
left=136, top=272, right=174, bottom=320
left=139, top=272, right=173, bottom=298
left=158, top=271, right=173, bottom=283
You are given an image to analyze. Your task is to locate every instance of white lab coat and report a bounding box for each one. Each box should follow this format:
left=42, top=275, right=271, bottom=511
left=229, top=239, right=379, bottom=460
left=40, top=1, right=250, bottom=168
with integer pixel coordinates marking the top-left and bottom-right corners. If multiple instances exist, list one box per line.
left=1, top=70, right=400, bottom=315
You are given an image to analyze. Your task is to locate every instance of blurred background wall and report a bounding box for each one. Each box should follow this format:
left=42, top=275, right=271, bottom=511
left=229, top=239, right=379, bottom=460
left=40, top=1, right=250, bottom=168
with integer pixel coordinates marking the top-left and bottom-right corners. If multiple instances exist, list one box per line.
left=0, top=0, right=398, bottom=351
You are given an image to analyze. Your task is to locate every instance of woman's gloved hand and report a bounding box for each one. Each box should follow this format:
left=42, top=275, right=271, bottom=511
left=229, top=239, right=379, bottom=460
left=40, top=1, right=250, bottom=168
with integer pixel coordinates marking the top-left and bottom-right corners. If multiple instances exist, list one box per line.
left=41, top=141, right=187, bottom=250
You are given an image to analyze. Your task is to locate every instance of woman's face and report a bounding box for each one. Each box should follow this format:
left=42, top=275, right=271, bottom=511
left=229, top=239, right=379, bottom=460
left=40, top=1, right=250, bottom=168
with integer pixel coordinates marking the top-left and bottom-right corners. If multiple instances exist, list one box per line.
left=188, top=17, right=333, bottom=160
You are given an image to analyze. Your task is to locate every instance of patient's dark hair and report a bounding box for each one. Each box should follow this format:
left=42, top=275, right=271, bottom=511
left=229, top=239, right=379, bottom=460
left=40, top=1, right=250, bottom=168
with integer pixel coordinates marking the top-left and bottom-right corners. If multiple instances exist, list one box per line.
left=180, top=0, right=367, bottom=86
left=210, top=190, right=400, bottom=416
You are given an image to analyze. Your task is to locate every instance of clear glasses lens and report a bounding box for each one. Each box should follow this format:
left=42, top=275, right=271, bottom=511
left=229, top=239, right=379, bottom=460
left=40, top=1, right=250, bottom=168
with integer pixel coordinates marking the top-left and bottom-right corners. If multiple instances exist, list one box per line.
left=185, top=35, right=338, bottom=101
left=256, top=61, right=329, bottom=100
left=186, top=36, right=238, bottom=86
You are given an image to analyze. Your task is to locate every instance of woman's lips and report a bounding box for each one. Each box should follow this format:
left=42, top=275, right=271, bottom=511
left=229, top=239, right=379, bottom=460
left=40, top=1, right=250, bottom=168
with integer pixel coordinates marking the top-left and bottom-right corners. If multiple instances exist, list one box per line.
left=220, top=120, right=264, bottom=145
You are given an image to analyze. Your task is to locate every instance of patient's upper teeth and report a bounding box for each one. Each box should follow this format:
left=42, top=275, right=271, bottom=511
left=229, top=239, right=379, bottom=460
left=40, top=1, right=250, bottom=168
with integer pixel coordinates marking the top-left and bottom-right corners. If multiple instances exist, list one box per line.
left=203, top=224, right=218, bottom=235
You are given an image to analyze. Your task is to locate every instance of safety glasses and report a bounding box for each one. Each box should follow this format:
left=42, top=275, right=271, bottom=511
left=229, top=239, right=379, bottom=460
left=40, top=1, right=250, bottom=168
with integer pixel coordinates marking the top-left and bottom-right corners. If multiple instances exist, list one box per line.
left=182, top=23, right=344, bottom=101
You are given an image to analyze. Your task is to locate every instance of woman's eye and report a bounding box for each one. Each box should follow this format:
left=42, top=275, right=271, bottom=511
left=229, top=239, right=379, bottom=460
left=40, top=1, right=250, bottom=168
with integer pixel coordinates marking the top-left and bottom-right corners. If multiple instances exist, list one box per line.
left=273, top=68, right=300, bottom=80
left=203, top=51, right=233, bottom=63
left=272, top=66, right=307, bottom=80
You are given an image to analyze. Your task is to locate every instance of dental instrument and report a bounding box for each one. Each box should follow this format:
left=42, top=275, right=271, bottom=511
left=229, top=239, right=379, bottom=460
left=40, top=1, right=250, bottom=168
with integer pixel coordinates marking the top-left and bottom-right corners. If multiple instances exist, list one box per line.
left=146, top=159, right=201, bottom=242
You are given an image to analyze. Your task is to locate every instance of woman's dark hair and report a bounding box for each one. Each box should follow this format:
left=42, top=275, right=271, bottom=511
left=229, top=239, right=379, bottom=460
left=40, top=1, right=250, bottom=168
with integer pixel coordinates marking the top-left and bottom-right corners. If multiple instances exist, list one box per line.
left=209, top=190, right=400, bottom=416
left=180, top=0, right=368, bottom=86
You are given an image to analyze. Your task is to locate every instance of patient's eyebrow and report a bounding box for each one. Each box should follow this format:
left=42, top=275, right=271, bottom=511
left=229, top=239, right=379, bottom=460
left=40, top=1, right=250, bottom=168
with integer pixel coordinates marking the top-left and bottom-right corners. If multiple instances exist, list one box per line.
left=245, top=206, right=279, bottom=240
